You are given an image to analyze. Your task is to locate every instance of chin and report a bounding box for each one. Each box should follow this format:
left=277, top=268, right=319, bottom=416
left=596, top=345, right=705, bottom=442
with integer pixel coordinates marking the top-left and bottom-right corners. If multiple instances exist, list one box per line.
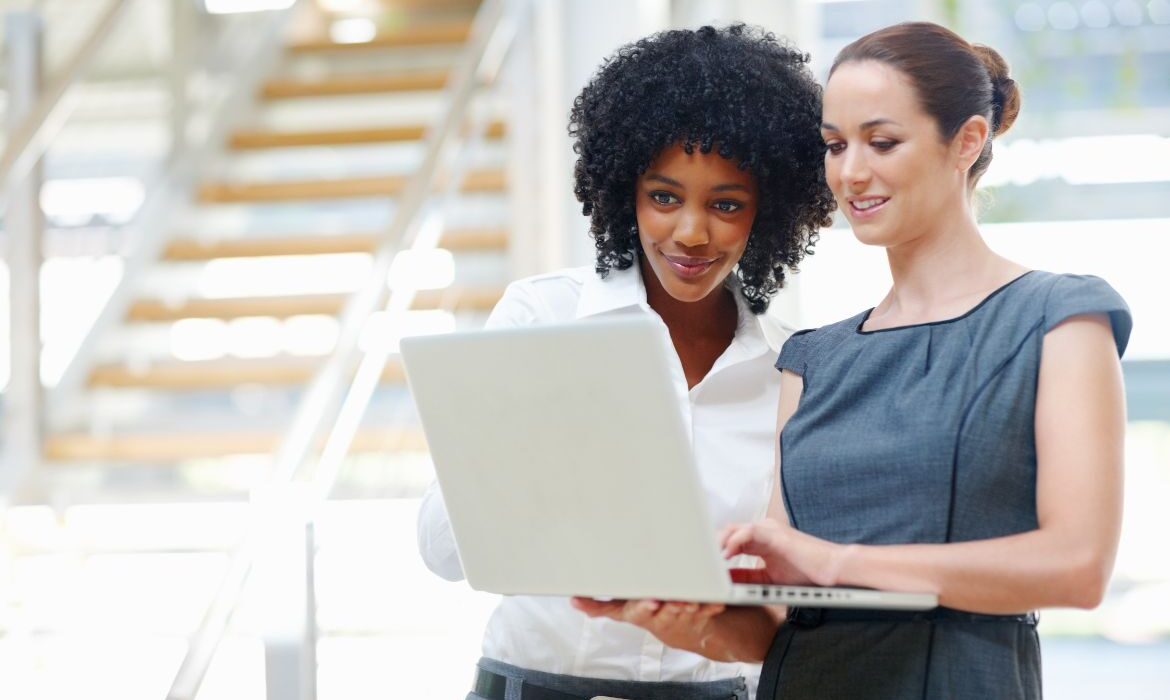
left=656, top=272, right=723, bottom=304
left=848, top=222, right=897, bottom=248
left=666, top=286, right=716, bottom=304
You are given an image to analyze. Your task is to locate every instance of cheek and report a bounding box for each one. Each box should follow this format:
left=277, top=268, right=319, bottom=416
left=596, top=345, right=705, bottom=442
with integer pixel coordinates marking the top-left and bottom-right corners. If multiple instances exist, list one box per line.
left=636, top=205, right=674, bottom=243
left=715, top=215, right=755, bottom=254
left=824, top=156, right=844, bottom=193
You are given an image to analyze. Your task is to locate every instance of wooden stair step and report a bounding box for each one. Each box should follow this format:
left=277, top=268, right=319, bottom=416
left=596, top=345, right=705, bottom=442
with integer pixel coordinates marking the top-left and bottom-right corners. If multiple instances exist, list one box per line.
left=288, top=21, right=472, bottom=53
left=126, top=286, right=503, bottom=322
left=44, top=427, right=427, bottom=462
left=88, top=357, right=406, bottom=390
left=164, top=228, right=508, bottom=261
left=261, top=69, right=450, bottom=99
left=197, top=168, right=505, bottom=203
left=230, top=120, right=506, bottom=150
left=229, top=120, right=506, bottom=150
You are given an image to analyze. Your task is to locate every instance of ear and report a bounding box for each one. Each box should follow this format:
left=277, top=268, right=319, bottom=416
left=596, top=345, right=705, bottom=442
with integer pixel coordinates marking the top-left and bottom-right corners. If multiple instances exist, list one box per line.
left=952, top=115, right=990, bottom=173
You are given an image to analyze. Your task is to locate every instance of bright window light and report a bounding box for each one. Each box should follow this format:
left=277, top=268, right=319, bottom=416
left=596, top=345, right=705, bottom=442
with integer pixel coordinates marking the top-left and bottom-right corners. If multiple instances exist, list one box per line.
left=388, top=249, right=455, bottom=291
left=282, top=315, right=340, bottom=356
left=318, top=0, right=376, bottom=12
left=203, top=0, right=295, bottom=14
left=170, top=318, right=228, bottom=362
left=40, top=256, right=125, bottom=386
left=983, top=134, right=1170, bottom=187
left=198, top=253, right=372, bottom=298
left=359, top=310, right=455, bottom=353
left=227, top=317, right=284, bottom=359
left=39, top=177, right=144, bottom=227
left=330, top=17, right=377, bottom=44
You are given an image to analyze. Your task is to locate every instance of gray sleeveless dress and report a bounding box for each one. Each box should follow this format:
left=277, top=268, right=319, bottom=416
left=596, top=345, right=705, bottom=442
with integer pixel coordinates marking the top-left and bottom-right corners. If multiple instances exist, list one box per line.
left=760, top=271, right=1132, bottom=700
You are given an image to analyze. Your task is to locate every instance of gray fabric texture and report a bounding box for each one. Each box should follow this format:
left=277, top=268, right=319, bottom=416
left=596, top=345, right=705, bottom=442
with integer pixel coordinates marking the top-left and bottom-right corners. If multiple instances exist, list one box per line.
left=762, top=271, right=1131, bottom=699
left=470, top=657, right=749, bottom=700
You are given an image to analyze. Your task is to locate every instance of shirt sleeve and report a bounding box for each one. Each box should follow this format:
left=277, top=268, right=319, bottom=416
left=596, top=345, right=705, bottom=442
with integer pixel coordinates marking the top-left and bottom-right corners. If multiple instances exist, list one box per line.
left=1044, top=274, right=1133, bottom=358
left=415, top=480, right=465, bottom=581
left=415, top=278, right=551, bottom=581
left=774, top=329, right=815, bottom=375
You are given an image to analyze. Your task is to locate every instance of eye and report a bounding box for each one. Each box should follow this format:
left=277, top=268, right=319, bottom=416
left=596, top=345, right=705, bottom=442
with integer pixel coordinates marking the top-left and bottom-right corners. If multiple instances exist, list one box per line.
left=649, top=191, right=679, bottom=205
left=712, top=200, right=743, bottom=213
left=871, top=139, right=898, bottom=152
left=825, top=141, right=846, bottom=155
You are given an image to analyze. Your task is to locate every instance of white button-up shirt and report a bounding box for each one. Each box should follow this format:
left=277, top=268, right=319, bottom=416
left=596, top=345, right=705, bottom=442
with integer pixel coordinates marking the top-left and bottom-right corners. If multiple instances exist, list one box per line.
left=415, top=264, right=790, bottom=696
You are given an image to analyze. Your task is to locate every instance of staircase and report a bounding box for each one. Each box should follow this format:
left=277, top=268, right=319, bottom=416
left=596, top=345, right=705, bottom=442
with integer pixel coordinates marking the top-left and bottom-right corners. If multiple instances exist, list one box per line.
left=33, top=2, right=513, bottom=500
left=0, top=3, right=518, bottom=696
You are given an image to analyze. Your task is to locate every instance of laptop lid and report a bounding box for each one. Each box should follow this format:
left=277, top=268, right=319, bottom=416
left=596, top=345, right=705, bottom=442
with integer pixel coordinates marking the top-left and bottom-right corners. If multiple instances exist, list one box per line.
left=402, top=316, right=736, bottom=601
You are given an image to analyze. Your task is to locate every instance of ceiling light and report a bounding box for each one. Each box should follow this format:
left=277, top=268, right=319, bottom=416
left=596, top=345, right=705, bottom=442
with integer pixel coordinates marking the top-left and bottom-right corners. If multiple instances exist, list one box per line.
left=203, top=0, right=296, bottom=15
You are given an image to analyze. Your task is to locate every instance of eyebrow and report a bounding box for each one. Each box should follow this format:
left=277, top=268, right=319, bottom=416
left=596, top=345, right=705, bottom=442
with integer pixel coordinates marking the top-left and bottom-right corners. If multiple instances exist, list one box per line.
left=821, top=118, right=901, bottom=132
left=646, top=173, right=751, bottom=193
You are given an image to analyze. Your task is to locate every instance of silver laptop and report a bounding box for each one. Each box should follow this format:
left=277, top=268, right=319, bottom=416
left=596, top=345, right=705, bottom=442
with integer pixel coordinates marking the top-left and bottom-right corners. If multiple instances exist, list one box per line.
left=401, top=316, right=936, bottom=611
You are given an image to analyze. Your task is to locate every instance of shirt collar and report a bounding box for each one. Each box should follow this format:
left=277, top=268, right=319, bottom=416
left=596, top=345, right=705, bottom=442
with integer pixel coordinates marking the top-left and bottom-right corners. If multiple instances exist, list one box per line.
left=725, top=274, right=772, bottom=359
left=574, top=264, right=648, bottom=319
left=574, top=264, right=774, bottom=359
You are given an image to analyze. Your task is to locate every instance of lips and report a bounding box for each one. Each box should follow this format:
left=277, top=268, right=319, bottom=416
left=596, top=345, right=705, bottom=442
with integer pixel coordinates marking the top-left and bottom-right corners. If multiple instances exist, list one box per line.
left=847, top=196, right=890, bottom=219
left=662, top=252, right=720, bottom=279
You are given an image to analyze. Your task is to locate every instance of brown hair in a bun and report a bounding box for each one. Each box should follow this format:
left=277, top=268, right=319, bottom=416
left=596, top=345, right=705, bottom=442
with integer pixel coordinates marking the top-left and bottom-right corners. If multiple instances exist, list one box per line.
left=971, top=44, right=1021, bottom=137
left=830, top=22, right=1022, bottom=189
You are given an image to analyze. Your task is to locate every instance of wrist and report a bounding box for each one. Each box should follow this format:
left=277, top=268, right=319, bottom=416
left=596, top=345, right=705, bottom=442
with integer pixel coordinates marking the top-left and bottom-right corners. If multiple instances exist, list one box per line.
left=822, top=542, right=860, bottom=587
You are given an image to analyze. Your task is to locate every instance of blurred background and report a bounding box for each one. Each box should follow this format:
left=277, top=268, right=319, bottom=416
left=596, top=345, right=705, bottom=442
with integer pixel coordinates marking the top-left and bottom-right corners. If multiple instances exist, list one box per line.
left=0, top=0, right=1166, bottom=698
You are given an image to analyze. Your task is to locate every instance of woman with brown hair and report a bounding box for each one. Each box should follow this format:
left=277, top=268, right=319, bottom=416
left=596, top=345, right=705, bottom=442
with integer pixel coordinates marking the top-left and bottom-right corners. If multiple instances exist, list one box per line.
left=576, top=21, right=1132, bottom=699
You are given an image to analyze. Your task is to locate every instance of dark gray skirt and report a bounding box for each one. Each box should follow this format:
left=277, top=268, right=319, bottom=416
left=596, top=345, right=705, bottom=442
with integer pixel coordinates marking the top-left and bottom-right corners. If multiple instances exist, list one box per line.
left=759, top=609, right=1042, bottom=699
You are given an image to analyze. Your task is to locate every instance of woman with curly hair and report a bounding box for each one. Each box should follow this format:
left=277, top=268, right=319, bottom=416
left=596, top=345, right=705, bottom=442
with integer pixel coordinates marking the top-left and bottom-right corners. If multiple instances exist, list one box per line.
left=417, top=23, right=832, bottom=700
left=576, top=22, right=1131, bottom=699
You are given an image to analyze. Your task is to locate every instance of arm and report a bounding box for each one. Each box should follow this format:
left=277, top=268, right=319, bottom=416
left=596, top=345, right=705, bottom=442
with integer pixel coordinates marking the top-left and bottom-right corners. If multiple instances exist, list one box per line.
left=724, top=315, right=1126, bottom=613
left=766, top=369, right=804, bottom=522
left=571, top=599, right=784, bottom=663
left=415, top=280, right=547, bottom=580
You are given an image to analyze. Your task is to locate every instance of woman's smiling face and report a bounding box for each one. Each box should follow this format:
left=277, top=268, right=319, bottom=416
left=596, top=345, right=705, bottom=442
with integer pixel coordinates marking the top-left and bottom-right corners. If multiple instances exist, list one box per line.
left=634, top=143, right=758, bottom=304
left=821, top=60, right=968, bottom=249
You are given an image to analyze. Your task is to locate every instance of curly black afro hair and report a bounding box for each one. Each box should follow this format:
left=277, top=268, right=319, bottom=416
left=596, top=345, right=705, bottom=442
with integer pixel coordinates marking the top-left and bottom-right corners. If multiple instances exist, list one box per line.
left=569, top=24, right=835, bottom=313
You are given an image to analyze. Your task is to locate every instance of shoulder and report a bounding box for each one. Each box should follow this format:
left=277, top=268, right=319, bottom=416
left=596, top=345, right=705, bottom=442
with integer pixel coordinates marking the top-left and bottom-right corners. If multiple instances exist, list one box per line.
left=774, top=312, right=867, bottom=375
left=1033, top=271, right=1132, bottom=357
left=486, top=266, right=594, bottom=328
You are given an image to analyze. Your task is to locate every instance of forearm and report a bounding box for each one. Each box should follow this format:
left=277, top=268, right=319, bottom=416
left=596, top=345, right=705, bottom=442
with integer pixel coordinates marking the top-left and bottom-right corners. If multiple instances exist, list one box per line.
left=688, top=605, right=784, bottom=663
left=832, top=528, right=1116, bottom=613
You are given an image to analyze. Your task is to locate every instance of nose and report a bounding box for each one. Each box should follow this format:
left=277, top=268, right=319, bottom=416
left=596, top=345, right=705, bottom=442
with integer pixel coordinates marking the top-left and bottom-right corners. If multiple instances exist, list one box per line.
left=839, top=147, right=871, bottom=192
left=672, top=204, right=709, bottom=248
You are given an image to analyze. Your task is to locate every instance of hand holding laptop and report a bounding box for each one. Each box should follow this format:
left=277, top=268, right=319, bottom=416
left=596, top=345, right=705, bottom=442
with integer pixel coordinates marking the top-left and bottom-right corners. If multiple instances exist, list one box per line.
left=570, top=522, right=870, bottom=663
left=570, top=568, right=784, bottom=664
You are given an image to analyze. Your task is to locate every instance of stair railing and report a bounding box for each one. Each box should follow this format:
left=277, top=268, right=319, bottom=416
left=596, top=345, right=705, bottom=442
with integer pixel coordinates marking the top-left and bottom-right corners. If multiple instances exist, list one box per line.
left=165, top=1, right=525, bottom=698
left=0, top=0, right=133, bottom=201
left=44, top=1, right=308, bottom=428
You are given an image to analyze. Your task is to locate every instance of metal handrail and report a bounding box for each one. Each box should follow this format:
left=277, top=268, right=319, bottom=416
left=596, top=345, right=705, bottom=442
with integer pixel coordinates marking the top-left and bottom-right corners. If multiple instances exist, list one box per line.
left=165, top=1, right=521, bottom=697
left=0, top=0, right=133, bottom=205
left=269, top=0, right=512, bottom=486
left=310, top=26, right=516, bottom=501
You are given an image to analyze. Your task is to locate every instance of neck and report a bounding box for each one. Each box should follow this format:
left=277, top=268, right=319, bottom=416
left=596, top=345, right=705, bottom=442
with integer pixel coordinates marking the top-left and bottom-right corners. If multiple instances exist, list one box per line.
left=639, top=256, right=738, bottom=341
left=879, top=207, right=1005, bottom=315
